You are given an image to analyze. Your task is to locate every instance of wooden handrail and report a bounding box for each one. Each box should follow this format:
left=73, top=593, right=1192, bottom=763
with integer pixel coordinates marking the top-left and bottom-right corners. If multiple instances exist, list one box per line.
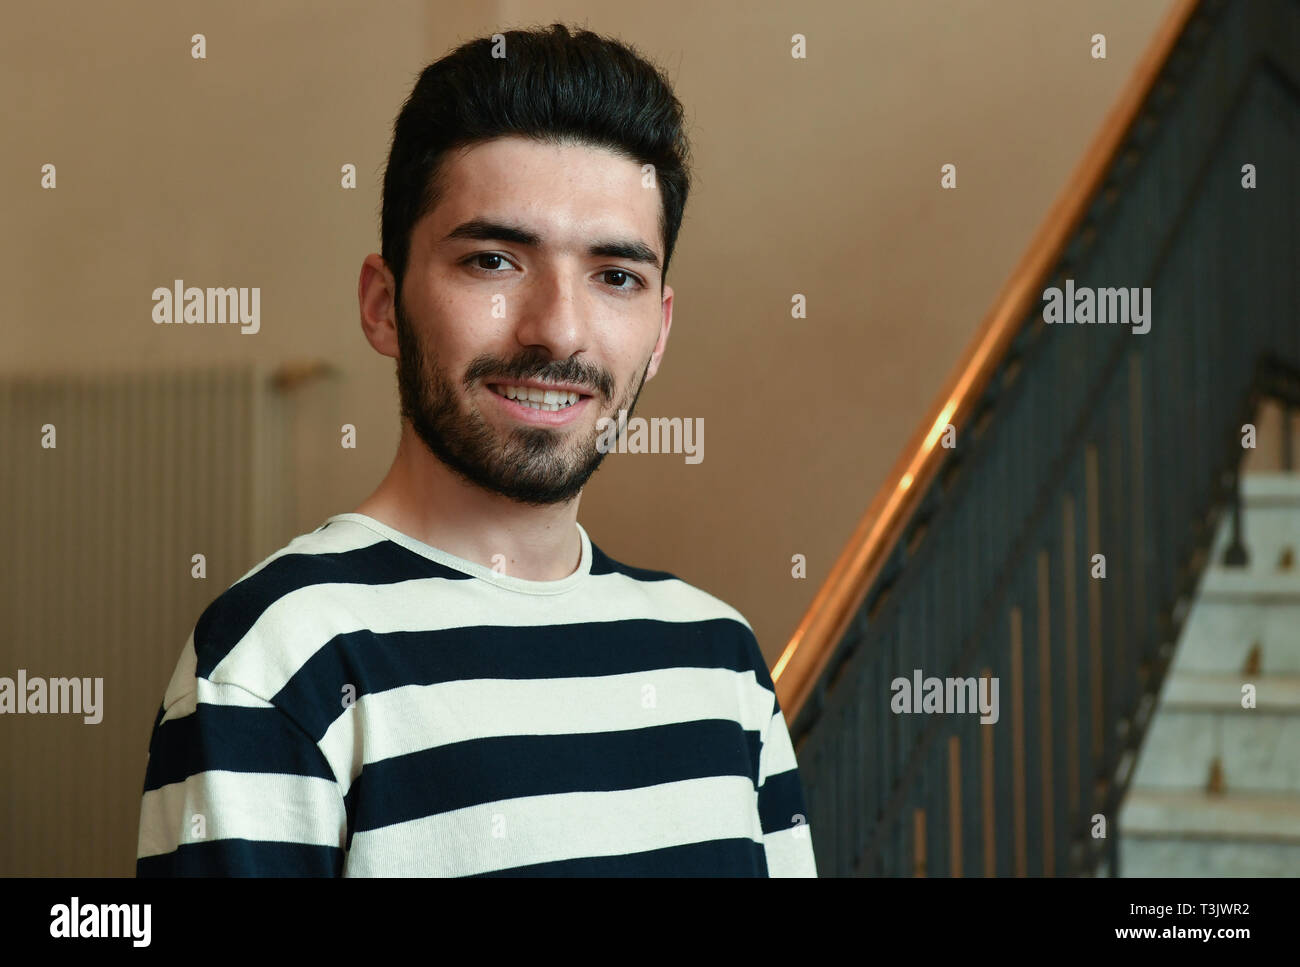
left=772, top=0, right=1202, bottom=721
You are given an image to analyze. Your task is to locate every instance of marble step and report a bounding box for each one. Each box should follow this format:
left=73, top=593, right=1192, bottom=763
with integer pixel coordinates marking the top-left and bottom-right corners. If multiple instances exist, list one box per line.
left=1172, top=599, right=1300, bottom=674
left=1128, top=674, right=1300, bottom=793
left=1239, top=473, right=1300, bottom=502
left=1115, top=472, right=1300, bottom=876
left=1205, top=473, right=1300, bottom=586
left=1173, top=473, right=1300, bottom=675
left=1118, top=788, right=1300, bottom=876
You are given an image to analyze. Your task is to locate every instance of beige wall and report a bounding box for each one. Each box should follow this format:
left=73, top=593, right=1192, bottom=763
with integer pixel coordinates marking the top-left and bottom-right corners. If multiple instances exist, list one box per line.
left=2, top=3, right=1175, bottom=676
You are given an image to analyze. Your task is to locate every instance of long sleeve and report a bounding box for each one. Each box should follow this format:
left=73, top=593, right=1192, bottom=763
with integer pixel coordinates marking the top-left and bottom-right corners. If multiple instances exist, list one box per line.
left=136, top=677, right=347, bottom=876
left=756, top=687, right=819, bottom=877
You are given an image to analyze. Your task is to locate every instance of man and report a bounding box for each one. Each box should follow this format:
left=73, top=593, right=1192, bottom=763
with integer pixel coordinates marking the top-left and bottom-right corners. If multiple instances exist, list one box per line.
left=136, top=22, right=816, bottom=877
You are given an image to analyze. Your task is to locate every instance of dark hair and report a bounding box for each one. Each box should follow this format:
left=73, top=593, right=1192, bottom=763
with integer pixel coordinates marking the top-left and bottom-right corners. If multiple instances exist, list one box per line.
left=381, top=23, right=693, bottom=306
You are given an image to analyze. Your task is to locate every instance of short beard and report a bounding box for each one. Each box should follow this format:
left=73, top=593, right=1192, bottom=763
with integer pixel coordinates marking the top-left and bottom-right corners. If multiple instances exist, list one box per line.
left=393, top=294, right=650, bottom=506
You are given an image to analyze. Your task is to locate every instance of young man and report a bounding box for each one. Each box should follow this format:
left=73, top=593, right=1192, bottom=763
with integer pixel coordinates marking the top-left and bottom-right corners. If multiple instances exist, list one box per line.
left=136, top=23, right=816, bottom=877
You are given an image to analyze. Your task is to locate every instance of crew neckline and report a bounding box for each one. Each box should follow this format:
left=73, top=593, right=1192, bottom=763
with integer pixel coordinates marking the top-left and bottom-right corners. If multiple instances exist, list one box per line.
left=322, top=512, right=592, bottom=596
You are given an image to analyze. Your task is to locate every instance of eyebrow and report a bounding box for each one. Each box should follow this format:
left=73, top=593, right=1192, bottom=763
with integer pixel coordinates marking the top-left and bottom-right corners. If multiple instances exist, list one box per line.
left=441, top=218, right=661, bottom=271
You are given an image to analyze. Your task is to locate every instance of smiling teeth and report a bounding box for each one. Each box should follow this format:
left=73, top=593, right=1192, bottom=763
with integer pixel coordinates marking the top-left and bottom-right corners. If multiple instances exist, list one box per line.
left=492, top=384, right=581, bottom=411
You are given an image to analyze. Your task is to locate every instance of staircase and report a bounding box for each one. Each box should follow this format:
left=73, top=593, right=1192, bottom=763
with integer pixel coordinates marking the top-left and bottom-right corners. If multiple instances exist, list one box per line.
left=776, top=0, right=1300, bottom=876
left=1119, top=456, right=1300, bottom=876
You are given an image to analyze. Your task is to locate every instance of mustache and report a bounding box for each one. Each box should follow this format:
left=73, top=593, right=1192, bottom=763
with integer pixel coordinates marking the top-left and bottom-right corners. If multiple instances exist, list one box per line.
left=394, top=300, right=613, bottom=399
left=463, top=356, right=611, bottom=399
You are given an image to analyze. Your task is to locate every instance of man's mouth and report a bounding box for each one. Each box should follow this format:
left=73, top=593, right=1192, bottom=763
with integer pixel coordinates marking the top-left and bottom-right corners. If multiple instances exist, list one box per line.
left=487, top=382, right=592, bottom=413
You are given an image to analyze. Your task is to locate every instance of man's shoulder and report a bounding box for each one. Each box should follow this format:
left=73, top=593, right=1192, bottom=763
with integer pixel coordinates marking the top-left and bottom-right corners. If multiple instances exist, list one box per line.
left=591, top=540, right=751, bottom=623
left=155, top=517, right=428, bottom=734
left=195, top=520, right=371, bottom=645
left=588, top=539, right=767, bottom=673
left=168, top=517, right=414, bottom=707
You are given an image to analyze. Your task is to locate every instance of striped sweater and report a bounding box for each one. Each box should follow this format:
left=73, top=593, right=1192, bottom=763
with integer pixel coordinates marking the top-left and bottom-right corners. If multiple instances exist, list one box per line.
left=136, top=513, right=817, bottom=876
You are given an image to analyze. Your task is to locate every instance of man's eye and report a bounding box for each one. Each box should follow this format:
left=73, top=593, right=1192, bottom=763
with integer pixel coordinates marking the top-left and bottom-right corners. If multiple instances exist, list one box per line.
left=464, top=256, right=640, bottom=291
left=601, top=269, right=643, bottom=291
left=467, top=253, right=511, bottom=272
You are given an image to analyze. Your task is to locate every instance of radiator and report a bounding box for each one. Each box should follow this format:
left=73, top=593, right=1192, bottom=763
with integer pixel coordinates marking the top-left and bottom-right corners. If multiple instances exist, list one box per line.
left=0, top=362, right=296, bottom=875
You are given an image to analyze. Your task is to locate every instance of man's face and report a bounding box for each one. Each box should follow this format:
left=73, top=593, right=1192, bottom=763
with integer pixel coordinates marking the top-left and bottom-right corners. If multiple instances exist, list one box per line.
left=393, top=135, right=673, bottom=506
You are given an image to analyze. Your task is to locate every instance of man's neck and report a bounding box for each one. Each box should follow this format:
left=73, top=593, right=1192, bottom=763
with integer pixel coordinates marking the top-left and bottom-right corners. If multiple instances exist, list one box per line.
left=353, top=427, right=584, bottom=582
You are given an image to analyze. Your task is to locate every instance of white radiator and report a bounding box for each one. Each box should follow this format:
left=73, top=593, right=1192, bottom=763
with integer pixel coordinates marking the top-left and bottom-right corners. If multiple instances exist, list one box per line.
left=0, top=362, right=298, bottom=875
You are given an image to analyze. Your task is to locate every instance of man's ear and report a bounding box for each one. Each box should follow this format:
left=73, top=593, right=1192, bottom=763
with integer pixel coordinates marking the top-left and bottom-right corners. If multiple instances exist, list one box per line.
left=359, top=253, right=399, bottom=359
left=644, top=283, right=674, bottom=382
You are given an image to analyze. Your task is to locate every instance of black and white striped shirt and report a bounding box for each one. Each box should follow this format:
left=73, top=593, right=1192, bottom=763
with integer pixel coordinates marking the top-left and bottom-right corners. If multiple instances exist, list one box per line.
left=137, top=513, right=817, bottom=876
